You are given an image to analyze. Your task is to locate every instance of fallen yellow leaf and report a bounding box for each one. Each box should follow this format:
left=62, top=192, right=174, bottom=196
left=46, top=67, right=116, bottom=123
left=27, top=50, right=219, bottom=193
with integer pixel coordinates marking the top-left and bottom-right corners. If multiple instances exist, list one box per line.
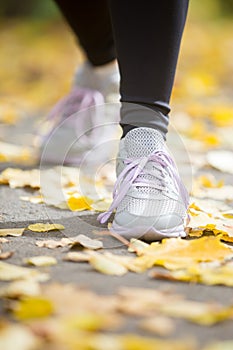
left=151, top=261, right=233, bottom=287
left=128, top=238, right=149, bottom=255
left=0, top=143, right=36, bottom=165
left=203, top=340, right=233, bottom=350
left=0, top=251, right=14, bottom=260
left=28, top=223, right=64, bottom=232
left=24, top=256, right=57, bottom=267
left=13, top=297, right=54, bottom=320
left=0, top=168, right=40, bottom=188
left=139, top=316, right=175, bottom=336
left=160, top=299, right=233, bottom=325
left=36, top=234, right=103, bottom=250
left=0, top=280, right=41, bottom=298
left=0, top=261, right=49, bottom=282
left=62, top=313, right=121, bottom=332
left=36, top=238, right=70, bottom=249
left=196, top=262, right=233, bottom=287
left=121, top=334, right=195, bottom=350
left=207, top=150, right=233, bottom=174
left=197, top=174, right=224, bottom=188
left=0, top=228, right=25, bottom=237
left=134, top=236, right=233, bottom=271
left=63, top=251, right=91, bottom=262
left=0, top=324, right=40, bottom=350
left=89, top=253, right=128, bottom=276
left=68, top=196, right=93, bottom=211
left=0, top=238, right=9, bottom=243
left=69, top=234, right=103, bottom=250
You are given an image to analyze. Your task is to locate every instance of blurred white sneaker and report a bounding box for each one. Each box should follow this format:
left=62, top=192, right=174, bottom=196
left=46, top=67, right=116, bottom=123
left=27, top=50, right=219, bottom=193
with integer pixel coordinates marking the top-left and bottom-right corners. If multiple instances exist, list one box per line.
left=98, top=127, right=189, bottom=241
left=39, top=60, right=120, bottom=165
left=74, top=60, right=120, bottom=102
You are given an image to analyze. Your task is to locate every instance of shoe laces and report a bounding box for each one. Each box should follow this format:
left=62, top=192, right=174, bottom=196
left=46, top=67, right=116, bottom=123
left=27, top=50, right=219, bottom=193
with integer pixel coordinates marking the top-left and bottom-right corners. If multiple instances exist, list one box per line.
left=98, top=149, right=189, bottom=223
left=38, top=87, right=104, bottom=143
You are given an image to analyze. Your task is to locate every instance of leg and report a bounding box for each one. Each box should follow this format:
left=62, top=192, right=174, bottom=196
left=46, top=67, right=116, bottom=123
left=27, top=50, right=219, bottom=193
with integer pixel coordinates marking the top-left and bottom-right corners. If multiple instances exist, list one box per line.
left=53, top=0, right=119, bottom=98
left=108, top=0, right=189, bottom=138
left=54, top=0, right=116, bottom=66
left=41, top=1, right=120, bottom=164
left=98, top=1, right=190, bottom=240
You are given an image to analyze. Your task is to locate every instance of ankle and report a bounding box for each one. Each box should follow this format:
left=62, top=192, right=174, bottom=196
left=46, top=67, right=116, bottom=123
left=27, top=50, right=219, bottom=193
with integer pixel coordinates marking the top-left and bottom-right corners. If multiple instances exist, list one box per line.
left=92, top=59, right=118, bottom=77
left=120, top=124, right=138, bottom=139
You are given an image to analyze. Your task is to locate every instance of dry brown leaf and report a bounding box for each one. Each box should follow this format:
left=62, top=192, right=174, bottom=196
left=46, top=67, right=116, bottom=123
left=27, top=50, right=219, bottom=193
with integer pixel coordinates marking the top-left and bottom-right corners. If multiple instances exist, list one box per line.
left=28, top=223, right=64, bottom=232
left=24, top=256, right=57, bottom=267
left=0, top=228, right=25, bottom=237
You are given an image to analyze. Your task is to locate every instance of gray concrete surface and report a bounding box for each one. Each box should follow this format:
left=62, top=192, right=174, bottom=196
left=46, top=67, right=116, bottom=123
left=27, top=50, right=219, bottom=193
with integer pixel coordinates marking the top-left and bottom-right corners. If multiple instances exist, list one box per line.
left=0, top=186, right=233, bottom=346
left=0, top=162, right=233, bottom=348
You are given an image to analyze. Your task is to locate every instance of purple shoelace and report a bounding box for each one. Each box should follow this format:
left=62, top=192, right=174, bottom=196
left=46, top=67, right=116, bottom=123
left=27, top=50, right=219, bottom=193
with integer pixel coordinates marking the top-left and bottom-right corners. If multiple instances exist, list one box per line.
left=98, top=149, right=189, bottom=224
left=39, top=86, right=104, bottom=145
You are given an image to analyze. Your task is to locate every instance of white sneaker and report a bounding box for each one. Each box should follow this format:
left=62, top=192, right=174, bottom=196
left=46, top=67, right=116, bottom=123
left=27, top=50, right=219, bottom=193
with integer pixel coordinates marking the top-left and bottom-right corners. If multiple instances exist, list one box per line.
left=98, top=127, right=189, bottom=241
left=39, top=60, right=120, bottom=165
left=74, top=60, right=120, bottom=102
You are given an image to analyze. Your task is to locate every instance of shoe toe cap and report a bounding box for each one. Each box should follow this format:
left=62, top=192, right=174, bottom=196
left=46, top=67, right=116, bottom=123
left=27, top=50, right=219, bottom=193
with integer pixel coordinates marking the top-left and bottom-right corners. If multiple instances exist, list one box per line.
left=114, top=211, right=184, bottom=231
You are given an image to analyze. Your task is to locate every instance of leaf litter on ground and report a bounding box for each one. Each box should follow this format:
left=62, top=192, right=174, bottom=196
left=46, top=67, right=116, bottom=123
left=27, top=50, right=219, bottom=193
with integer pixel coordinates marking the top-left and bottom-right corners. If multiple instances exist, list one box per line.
left=27, top=223, right=64, bottom=232
left=36, top=234, right=103, bottom=250
left=24, top=256, right=57, bottom=267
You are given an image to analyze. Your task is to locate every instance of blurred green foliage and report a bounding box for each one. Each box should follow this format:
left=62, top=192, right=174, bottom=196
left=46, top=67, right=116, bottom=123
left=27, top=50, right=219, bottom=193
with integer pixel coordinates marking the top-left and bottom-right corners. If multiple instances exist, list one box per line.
left=190, top=0, right=233, bottom=20
left=0, top=0, right=59, bottom=19
left=0, top=0, right=232, bottom=20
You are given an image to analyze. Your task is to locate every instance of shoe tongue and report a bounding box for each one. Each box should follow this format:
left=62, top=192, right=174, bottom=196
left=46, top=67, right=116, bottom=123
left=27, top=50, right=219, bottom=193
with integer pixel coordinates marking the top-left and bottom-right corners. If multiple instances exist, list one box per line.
left=124, top=127, right=164, bottom=158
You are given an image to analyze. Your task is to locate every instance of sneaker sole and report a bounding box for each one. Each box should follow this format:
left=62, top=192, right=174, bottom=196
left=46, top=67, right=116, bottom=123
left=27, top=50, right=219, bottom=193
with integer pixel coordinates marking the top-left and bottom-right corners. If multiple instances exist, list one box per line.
left=110, top=215, right=190, bottom=242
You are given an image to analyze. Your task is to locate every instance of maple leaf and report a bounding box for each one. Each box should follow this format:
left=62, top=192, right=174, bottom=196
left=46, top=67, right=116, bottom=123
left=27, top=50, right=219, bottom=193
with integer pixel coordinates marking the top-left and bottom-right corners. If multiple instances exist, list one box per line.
left=134, top=236, right=233, bottom=271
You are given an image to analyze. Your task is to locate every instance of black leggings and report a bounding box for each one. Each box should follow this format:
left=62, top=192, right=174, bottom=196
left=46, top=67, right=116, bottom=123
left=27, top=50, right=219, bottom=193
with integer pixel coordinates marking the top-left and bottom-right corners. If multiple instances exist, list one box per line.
left=54, top=0, right=189, bottom=138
